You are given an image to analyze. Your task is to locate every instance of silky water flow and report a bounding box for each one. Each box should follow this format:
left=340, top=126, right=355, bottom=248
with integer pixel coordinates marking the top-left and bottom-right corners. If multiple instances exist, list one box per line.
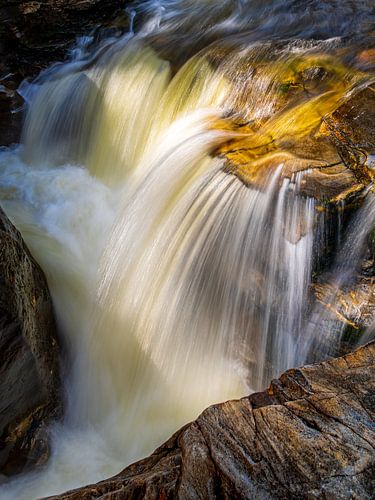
left=0, top=1, right=374, bottom=497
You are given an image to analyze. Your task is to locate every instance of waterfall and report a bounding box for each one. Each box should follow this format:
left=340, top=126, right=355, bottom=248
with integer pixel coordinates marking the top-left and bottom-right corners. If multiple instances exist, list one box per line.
left=0, top=0, right=374, bottom=498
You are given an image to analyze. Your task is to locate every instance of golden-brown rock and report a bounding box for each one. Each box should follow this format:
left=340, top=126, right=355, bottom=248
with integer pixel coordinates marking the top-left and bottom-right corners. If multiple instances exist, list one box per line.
left=217, top=70, right=375, bottom=205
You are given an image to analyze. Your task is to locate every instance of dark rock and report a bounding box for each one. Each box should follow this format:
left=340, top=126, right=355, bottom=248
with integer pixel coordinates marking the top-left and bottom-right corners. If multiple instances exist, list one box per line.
left=0, top=207, right=61, bottom=477
left=0, top=78, right=24, bottom=146
left=0, top=0, right=129, bottom=145
left=49, top=341, right=375, bottom=499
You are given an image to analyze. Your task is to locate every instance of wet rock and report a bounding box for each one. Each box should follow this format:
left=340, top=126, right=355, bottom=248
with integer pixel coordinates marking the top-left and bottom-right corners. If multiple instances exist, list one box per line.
left=314, top=279, right=375, bottom=329
left=223, top=150, right=364, bottom=204
left=297, top=165, right=364, bottom=202
left=0, top=0, right=129, bottom=145
left=320, top=82, right=375, bottom=182
left=218, top=66, right=375, bottom=205
left=309, top=222, right=375, bottom=360
left=311, top=246, right=375, bottom=357
left=49, top=341, right=375, bottom=499
left=0, top=207, right=61, bottom=477
left=0, top=77, right=24, bottom=146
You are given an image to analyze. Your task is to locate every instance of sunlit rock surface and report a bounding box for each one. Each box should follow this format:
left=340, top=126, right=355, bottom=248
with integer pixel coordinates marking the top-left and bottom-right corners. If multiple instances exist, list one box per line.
left=50, top=341, right=375, bottom=499
left=219, top=74, right=375, bottom=205
left=0, top=208, right=61, bottom=476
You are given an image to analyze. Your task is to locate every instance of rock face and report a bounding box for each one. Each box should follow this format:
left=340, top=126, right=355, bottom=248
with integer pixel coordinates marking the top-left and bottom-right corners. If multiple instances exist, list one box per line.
left=50, top=341, right=375, bottom=499
left=0, top=208, right=61, bottom=476
left=0, top=0, right=129, bottom=145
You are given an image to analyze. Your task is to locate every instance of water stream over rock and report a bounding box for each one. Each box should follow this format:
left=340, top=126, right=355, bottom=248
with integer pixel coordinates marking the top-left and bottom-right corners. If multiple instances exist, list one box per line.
left=0, top=1, right=374, bottom=497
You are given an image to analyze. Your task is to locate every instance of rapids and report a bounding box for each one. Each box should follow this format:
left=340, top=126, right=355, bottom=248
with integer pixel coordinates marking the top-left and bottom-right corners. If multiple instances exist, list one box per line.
left=0, top=0, right=374, bottom=498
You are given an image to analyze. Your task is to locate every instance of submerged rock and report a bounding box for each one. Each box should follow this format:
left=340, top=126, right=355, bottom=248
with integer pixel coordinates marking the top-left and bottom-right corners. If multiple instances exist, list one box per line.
left=314, top=278, right=375, bottom=330
left=0, top=208, right=61, bottom=476
left=50, top=341, right=375, bottom=499
left=311, top=233, right=375, bottom=358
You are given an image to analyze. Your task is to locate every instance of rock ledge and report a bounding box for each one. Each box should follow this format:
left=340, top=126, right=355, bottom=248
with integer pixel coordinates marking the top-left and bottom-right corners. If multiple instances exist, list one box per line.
left=50, top=341, right=375, bottom=499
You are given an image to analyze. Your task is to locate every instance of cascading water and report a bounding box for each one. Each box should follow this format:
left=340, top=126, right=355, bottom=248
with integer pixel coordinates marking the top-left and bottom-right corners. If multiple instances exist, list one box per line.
left=0, top=0, right=374, bottom=498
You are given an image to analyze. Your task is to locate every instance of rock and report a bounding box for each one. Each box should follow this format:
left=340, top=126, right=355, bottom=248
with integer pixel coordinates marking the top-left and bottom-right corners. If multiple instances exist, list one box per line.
left=217, top=68, right=375, bottom=205
left=312, top=277, right=375, bottom=360
left=309, top=214, right=375, bottom=348
left=0, top=0, right=129, bottom=146
left=311, top=239, right=375, bottom=358
left=49, top=341, right=375, bottom=499
left=0, top=207, right=61, bottom=476
left=356, top=49, right=375, bottom=70
left=0, top=76, right=24, bottom=146
left=320, top=82, right=375, bottom=183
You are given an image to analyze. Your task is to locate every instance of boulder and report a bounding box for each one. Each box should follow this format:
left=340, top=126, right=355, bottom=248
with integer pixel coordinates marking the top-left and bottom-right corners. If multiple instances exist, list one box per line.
left=218, top=72, right=375, bottom=205
left=0, top=207, right=61, bottom=476
left=49, top=341, right=375, bottom=499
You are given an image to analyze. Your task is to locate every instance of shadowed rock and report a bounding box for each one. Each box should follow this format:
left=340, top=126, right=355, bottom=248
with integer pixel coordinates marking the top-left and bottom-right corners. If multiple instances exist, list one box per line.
left=0, top=0, right=129, bottom=145
left=49, top=341, right=375, bottom=499
left=0, top=207, right=61, bottom=477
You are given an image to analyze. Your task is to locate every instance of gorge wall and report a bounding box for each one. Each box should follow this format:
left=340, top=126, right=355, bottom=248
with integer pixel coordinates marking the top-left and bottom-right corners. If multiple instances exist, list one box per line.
left=0, top=208, right=60, bottom=476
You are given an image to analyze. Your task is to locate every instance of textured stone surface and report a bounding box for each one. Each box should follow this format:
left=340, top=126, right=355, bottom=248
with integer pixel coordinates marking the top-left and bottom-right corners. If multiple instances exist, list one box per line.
left=50, top=341, right=375, bottom=499
left=0, top=207, right=61, bottom=476
left=220, top=78, right=375, bottom=205
left=321, top=82, right=375, bottom=182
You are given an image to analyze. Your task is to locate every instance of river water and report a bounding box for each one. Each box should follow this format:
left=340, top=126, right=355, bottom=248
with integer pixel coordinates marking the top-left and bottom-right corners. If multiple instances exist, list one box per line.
left=0, top=1, right=374, bottom=497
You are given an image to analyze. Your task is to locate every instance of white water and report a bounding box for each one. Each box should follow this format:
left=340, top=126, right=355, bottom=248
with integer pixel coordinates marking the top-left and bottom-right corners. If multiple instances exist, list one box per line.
left=0, top=1, right=374, bottom=498
left=0, top=132, right=314, bottom=499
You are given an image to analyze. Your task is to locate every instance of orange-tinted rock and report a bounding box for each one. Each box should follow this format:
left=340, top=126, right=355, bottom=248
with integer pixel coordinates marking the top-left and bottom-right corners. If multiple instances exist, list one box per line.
left=356, top=49, right=375, bottom=70
left=218, top=72, right=375, bottom=205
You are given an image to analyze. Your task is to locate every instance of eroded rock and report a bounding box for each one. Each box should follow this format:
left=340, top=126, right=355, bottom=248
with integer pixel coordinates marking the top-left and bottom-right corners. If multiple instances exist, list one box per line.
left=0, top=207, right=61, bottom=477
left=217, top=62, right=375, bottom=206
left=320, top=82, right=375, bottom=182
left=49, top=341, right=375, bottom=499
